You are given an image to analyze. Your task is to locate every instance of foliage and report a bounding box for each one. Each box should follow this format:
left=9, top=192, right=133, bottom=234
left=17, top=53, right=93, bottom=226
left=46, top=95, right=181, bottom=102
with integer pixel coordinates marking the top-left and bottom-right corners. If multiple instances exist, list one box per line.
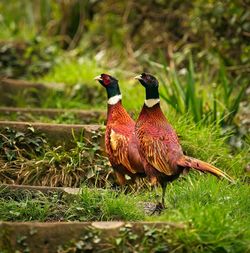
left=0, top=38, right=59, bottom=78
left=0, top=1, right=249, bottom=251
left=1, top=1, right=248, bottom=118
left=0, top=127, right=113, bottom=188
left=0, top=127, right=47, bottom=161
left=2, top=1, right=249, bottom=78
left=85, top=0, right=250, bottom=80
left=149, top=56, right=247, bottom=126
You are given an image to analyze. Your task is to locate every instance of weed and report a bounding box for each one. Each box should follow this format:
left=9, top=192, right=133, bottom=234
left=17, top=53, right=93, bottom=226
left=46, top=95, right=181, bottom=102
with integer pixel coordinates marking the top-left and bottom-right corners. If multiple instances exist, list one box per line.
left=0, top=190, right=53, bottom=221
left=0, top=186, right=145, bottom=222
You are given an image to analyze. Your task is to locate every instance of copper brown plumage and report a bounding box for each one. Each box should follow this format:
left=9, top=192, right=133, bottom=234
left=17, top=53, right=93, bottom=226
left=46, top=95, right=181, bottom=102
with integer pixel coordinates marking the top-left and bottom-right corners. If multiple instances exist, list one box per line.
left=134, top=73, right=234, bottom=210
left=95, top=74, right=144, bottom=186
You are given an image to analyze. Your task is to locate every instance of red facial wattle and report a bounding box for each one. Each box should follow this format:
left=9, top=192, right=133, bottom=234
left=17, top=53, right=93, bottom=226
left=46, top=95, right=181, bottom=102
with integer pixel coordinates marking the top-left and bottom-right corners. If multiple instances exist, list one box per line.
left=101, top=74, right=111, bottom=86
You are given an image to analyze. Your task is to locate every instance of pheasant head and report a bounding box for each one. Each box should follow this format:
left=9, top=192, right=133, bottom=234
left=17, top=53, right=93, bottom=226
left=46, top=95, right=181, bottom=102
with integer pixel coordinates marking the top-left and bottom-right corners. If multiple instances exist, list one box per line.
left=95, top=73, right=121, bottom=105
left=135, top=73, right=160, bottom=107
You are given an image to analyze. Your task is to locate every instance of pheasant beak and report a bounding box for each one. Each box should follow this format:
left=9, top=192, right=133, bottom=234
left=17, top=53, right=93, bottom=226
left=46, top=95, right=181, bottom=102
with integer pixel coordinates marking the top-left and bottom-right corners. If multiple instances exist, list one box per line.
left=94, top=75, right=102, bottom=81
left=134, top=74, right=142, bottom=81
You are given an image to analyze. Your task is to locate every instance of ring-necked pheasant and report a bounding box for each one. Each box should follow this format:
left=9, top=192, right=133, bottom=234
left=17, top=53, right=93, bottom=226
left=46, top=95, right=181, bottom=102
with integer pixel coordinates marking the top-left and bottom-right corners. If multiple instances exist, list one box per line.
left=134, top=73, right=234, bottom=210
left=94, top=73, right=145, bottom=187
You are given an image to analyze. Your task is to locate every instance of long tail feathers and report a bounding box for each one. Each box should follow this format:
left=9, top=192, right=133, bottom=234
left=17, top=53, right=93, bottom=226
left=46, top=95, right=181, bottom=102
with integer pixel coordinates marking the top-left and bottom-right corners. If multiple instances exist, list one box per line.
left=177, top=155, right=235, bottom=183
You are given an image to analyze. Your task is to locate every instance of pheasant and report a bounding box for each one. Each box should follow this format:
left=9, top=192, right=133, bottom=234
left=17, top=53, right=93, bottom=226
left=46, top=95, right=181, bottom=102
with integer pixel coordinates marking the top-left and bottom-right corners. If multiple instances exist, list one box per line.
left=134, top=73, right=234, bottom=210
left=95, top=73, right=145, bottom=187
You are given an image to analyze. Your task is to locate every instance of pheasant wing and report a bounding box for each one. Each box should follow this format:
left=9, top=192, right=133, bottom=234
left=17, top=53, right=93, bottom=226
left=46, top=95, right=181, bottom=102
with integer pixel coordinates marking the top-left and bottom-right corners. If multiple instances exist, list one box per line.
left=139, top=125, right=182, bottom=176
left=109, top=129, right=136, bottom=173
left=141, top=135, right=172, bottom=175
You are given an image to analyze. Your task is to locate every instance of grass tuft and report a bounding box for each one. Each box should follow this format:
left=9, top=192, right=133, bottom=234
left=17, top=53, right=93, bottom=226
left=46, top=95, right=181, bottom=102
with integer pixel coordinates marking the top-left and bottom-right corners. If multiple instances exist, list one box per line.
left=67, top=186, right=145, bottom=221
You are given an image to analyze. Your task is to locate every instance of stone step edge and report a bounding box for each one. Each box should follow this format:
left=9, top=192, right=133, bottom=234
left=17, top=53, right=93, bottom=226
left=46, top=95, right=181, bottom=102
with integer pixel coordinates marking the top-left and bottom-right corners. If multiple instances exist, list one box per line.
left=0, top=121, right=105, bottom=148
left=0, top=107, right=105, bottom=119
left=0, top=183, right=81, bottom=195
left=0, top=221, right=186, bottom=253
left=0, top=77, right=65, bottom=90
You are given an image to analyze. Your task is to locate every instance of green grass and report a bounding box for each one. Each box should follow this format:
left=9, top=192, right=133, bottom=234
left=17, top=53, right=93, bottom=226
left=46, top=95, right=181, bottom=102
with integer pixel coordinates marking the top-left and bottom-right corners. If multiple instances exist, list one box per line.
left=153, top=176, right=250, bottom=253
left=0, top=187, right=144, bottom=222
left=0, top=191, right=55, bottom=221
left=40, top=57, right=104, bottom=87
left=66, top=186, right=145, bottom=221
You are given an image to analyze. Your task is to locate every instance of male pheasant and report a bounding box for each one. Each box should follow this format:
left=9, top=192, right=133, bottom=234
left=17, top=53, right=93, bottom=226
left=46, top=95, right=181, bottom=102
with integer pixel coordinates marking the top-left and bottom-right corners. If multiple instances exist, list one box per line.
left=95, top=73, right=145, bottom=186
left=134, top=73, right=234, bottom=210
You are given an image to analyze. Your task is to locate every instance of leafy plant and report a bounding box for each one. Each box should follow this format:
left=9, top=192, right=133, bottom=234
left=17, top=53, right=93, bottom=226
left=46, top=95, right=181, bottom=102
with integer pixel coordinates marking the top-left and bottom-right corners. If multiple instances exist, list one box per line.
left=151, top=55, right=246, bottom=126
left=0, top=127, right=47, bottom=161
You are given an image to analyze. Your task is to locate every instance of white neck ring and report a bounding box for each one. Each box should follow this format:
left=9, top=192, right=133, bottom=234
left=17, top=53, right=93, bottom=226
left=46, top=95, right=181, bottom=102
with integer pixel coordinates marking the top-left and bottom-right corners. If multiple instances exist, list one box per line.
left=145, top=98, right=160, bottom=107
left=108, top=94, right=122, bottom=105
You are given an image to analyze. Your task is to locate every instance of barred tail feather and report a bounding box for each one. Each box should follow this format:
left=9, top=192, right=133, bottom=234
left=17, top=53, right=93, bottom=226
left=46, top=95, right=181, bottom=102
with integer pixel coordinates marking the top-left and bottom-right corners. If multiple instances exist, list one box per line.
left=177, top=155, right=234, bottom=183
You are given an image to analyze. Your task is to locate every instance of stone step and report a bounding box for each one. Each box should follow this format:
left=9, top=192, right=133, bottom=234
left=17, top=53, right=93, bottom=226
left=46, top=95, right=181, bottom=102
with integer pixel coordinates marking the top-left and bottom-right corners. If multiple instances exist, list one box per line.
left=0, top=77, right=64, bottom=91
left=0, top=107, right=106, bottom=124
left=0, top=184, right=81, bottom=195
left=0, top=121, right=105, bottom=148
left=0, top=78, right=64, bottom=106
left=0, top=221, right=185, bottom=253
